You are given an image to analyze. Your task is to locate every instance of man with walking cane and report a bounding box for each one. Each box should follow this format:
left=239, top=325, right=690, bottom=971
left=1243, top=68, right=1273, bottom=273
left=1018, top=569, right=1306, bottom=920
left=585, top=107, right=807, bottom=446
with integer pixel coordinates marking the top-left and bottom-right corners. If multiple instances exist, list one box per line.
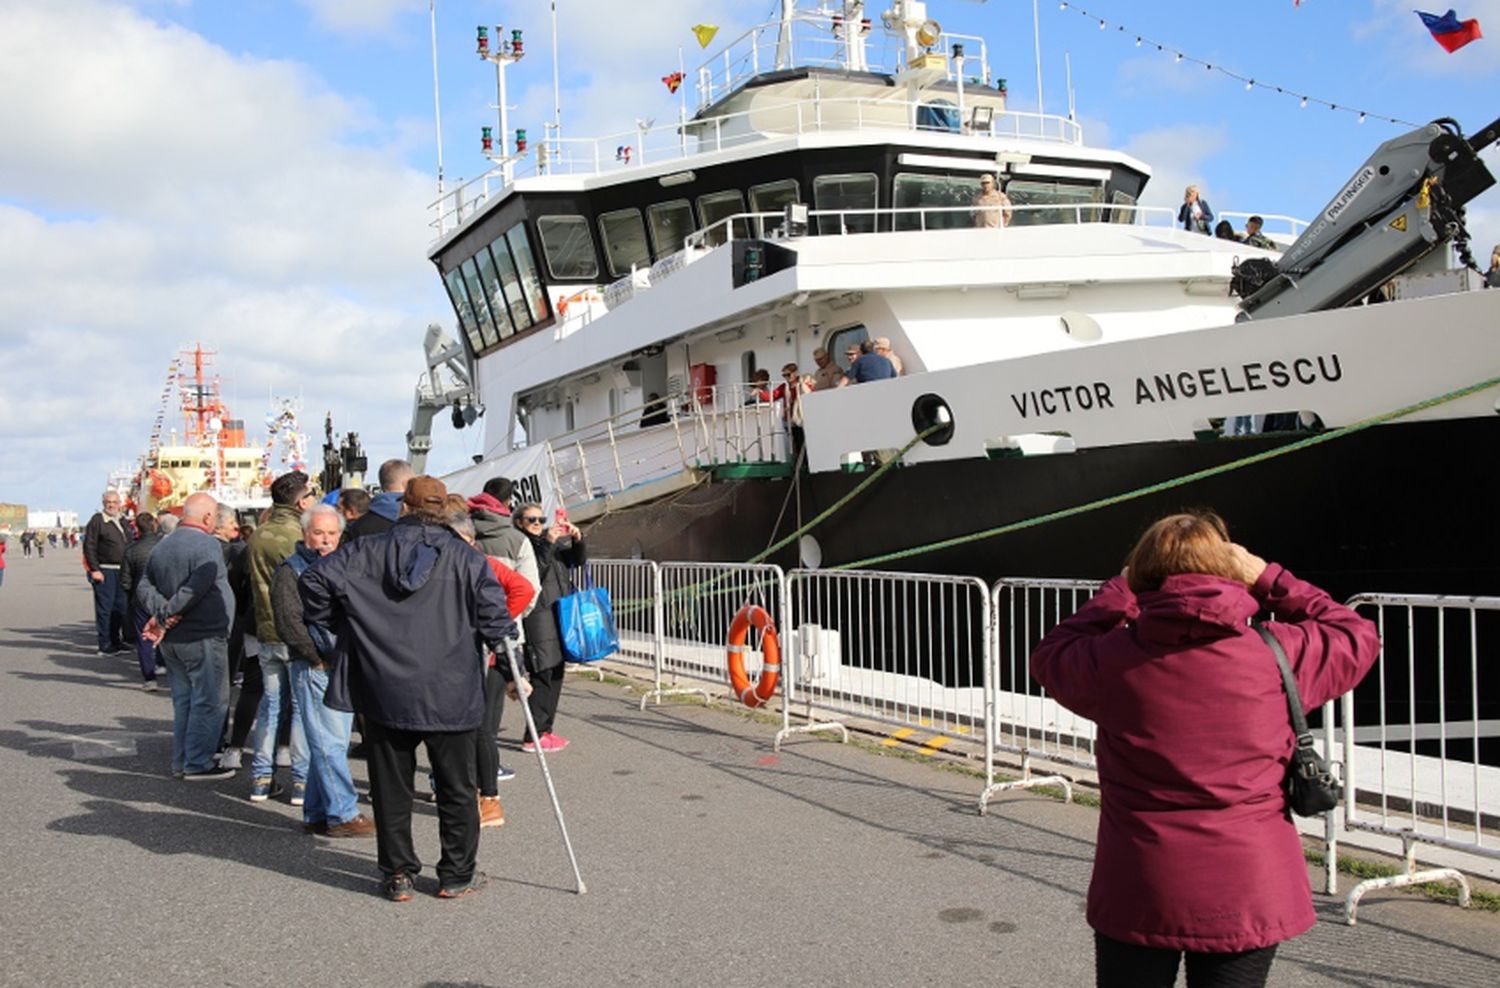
left=299, top=475, right=521, bottom=902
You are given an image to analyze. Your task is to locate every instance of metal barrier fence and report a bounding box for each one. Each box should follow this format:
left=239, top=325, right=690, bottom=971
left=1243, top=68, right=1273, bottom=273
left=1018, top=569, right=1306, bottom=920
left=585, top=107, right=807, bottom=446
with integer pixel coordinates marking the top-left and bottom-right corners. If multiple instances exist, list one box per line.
left=779, top=569, right=989, bottom=751
left=1323, top=594, right=1499, bottom=922
left=979, top=578, right=1103, bottom=813
left=572, top=561, right=1495, bottom=926
left=569, top=560, right=661, bottom=685
left=647, top=562, right=789, bottom=710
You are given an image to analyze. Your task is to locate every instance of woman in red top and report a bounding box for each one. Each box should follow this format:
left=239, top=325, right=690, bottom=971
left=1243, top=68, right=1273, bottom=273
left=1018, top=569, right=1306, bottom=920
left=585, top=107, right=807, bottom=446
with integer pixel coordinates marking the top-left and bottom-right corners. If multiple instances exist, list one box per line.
left=449, top=506, right=537, bottom=828
left=1030, top=511, right=1379, bottom=988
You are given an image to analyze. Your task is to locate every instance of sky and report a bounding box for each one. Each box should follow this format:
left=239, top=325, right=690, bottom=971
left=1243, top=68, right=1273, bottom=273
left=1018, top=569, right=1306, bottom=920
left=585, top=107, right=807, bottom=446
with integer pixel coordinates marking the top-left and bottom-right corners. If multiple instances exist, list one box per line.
left=1, top=0, right=1497, bottom=519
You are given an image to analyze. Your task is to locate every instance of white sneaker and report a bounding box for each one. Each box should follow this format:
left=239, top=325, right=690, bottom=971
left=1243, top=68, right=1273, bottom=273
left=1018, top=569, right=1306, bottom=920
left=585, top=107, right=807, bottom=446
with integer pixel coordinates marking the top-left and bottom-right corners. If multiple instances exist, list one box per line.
left=275, top=745, right=291, bottom=767
left=218, top=749, right=242, bottom=770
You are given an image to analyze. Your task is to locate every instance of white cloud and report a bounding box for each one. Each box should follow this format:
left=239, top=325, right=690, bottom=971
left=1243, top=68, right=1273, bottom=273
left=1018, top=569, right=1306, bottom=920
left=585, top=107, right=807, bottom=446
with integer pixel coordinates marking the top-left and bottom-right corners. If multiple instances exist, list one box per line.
left=297, top=0, right=426, bottom=35
left=0, top=1, right=447, bottom=515
left=1123, top=124, right=1232, bottom=211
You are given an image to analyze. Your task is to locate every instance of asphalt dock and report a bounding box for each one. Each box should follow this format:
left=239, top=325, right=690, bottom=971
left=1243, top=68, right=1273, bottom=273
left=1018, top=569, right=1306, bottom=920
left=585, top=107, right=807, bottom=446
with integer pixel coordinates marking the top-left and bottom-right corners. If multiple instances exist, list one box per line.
left=2, top=551, right=1496, bottom=987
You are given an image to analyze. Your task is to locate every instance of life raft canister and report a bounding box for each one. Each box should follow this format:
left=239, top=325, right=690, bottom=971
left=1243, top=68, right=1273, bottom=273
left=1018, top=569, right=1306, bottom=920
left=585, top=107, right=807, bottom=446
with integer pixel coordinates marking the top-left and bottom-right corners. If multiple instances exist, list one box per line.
left=726, top=604, right=780, bottom=709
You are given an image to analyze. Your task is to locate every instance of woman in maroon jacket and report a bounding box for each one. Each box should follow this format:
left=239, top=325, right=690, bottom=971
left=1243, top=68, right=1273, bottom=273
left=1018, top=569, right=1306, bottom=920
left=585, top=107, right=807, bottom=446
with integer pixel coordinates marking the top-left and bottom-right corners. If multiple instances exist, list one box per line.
left=1030, top=511, right=1379, bottom=988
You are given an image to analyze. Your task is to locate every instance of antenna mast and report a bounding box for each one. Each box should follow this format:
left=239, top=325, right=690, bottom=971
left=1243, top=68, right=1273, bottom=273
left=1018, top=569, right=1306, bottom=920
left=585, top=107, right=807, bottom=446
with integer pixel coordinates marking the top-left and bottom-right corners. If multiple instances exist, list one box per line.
left=430, top=1, right=445, bottom=214
left=1032, top=0, right=1044, bottom=118
left=550, top=1, right=562, bottom=141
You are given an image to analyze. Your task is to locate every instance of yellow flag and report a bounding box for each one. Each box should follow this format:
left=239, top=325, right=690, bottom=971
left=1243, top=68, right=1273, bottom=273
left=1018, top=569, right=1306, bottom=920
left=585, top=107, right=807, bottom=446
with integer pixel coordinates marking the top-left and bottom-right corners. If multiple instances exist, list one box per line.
left=692, top=24, right=718, bottom=49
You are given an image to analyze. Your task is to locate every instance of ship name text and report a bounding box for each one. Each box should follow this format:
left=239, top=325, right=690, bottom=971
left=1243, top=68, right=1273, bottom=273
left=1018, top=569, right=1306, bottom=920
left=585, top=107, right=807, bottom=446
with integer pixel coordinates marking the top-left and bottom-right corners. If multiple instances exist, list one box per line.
left=1008, top=353, right=1344, bottom=420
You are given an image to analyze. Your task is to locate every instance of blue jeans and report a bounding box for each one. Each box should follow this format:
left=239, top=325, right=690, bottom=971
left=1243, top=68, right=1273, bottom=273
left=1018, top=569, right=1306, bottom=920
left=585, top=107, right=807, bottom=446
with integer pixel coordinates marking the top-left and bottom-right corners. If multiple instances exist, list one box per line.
left=92, top=568, right=126, bottom=651
left=291, top=660, right=358, bottom=825
left=133, top=610, right=159, bottom=683
left=250, top=643, right=307, bottom=782
left=159, top=637, right=230, bottom=774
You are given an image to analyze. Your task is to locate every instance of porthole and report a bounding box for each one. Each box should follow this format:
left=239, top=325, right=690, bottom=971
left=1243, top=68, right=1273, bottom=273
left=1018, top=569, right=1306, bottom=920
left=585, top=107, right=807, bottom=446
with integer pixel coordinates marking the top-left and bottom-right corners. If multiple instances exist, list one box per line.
left=911, top=393, right=955, bottom=446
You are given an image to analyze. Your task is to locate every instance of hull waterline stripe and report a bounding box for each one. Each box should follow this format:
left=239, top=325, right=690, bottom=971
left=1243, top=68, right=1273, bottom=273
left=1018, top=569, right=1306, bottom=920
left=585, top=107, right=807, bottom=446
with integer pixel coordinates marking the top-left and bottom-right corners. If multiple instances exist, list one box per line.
left=831, top=374, right=1500, bottom=572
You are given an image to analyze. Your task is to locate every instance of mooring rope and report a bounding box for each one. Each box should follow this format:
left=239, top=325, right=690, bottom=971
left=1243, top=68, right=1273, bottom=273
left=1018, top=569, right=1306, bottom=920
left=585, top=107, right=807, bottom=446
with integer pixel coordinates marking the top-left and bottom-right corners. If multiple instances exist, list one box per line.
left=829, top=374, right=1500, bottom=571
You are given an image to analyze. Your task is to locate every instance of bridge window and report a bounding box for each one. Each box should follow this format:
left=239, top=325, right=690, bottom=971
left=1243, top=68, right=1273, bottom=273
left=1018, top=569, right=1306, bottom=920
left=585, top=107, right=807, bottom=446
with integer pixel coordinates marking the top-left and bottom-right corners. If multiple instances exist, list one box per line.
left=749, top=179, right=800, bottom=237
left=647, top=200, right=695, bottom=257
left=892, top=173, right=983, bottom=231
left=813, top=173, right=878, bottom=234
left=599, top=208, right=651, bottom=276
left=697, top=190, right=747, bottom=246
left=1109, top=189, right=1138, bottom=224
left=1007, top=180, right=1103, bottom=226
left=485, top=237, right=532, bottom=333
left=460, top=257, right=500, bottom=348
left=506, top=225, right=550, bottom=324
left=473, top=245, right=516, bottom=340
left=538, top=215, right=599, bottom=279
left=443, top=267, right=484, bottom=353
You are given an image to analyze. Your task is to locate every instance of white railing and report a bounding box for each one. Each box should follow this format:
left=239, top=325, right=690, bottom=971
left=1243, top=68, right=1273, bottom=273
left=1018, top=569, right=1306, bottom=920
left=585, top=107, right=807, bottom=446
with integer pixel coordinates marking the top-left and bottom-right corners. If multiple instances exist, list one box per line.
left=778, top=568, right=989, bottom=751
left=531, top=383, right=793, bottom=516
left=576, top=556, right=1497, bottom=926
left=650, top=562, right=790, bottom=709
left=682, top=201, right=1296, bottom=250
left=979, top=578, right=1103, bottom=812
left=1323, top=594, right=1498, bottom=923
left=429, top=90, right=1086, bottom=236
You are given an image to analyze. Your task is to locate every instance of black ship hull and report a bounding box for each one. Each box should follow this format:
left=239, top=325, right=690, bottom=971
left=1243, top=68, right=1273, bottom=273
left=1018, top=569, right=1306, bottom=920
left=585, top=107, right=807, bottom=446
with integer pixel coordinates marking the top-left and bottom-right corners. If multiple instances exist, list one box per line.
left=583, top=416, right=1500, bottom=601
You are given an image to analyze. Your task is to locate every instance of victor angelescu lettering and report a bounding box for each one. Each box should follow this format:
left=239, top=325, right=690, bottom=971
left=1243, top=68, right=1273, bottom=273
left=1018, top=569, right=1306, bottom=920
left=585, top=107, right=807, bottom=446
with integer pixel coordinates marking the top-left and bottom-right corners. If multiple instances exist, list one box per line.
left=1006, top=354, right=1344, bottom=420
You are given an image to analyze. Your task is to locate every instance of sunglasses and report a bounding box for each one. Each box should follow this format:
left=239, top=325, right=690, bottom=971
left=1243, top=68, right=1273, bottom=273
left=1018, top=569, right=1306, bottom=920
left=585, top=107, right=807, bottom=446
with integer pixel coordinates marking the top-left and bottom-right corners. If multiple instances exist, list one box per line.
left=521, top=515, right=546, bottom=524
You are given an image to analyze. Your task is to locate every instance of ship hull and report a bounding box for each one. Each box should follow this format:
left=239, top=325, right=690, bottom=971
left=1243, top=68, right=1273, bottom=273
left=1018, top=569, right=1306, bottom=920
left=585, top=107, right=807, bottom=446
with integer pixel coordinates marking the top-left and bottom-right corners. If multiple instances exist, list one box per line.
left=581, top=416, right=1500, bottom=601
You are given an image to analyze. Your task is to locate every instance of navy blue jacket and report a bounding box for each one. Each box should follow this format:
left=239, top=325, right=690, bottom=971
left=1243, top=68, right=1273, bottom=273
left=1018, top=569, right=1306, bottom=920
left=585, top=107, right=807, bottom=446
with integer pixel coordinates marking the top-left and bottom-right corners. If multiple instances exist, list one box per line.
left=849, top=352, right=897, bottom=383
left=136, top=526, right=234, bottom=643
left=300, top=517, right=518, bottom=731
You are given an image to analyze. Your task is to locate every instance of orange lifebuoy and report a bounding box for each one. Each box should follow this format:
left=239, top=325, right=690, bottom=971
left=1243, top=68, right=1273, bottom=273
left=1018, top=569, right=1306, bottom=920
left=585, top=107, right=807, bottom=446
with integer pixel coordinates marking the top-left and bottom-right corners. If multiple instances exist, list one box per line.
left=726, top=604, right=780, bottom=709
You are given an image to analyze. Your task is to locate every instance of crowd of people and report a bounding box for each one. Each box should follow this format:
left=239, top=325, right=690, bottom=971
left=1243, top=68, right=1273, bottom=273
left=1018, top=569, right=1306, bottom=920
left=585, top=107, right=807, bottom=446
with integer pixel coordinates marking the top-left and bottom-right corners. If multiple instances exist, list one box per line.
left=82, top=458, right=588, bottom=901
left=12, top=529, right=78, bottom=557
left=66, top=469, right=1382, bottom=984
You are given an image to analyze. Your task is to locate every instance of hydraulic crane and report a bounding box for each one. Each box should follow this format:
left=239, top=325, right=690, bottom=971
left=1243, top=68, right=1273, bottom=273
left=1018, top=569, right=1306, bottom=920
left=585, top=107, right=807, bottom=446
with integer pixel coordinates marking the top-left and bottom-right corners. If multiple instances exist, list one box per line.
left=1235, top=115, right=1499, bottom=319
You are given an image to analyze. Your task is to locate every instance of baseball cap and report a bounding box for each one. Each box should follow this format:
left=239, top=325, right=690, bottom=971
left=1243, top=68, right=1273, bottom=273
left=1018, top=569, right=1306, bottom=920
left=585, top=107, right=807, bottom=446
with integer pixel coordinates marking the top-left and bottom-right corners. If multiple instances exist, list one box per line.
left=403, top=475, right=449, bottom=509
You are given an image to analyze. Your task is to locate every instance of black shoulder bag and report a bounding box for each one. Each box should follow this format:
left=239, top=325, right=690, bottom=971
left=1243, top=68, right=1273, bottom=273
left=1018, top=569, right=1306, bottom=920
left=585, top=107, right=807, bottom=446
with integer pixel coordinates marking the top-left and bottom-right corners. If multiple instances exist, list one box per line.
left=1254, top=624, right=1342, bottom=816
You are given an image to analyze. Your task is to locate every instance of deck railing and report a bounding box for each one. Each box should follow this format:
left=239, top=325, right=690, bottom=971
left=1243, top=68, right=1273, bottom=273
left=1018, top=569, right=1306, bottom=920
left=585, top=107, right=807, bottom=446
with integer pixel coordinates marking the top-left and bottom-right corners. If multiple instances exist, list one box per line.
left=429, top=91, right=1085, bottom=236
left=527, top=383, right=793, bottom=514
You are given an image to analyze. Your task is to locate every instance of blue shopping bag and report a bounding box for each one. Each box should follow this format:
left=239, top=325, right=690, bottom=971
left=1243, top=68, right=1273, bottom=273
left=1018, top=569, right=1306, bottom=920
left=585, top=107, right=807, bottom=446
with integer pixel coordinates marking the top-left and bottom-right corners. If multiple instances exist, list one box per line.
left=556, top=567, right=619, bottom=663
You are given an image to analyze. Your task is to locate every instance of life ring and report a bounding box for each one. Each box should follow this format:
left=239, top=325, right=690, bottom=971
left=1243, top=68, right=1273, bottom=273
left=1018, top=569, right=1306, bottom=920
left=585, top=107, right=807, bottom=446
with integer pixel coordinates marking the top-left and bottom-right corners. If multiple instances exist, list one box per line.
left=727, top=604, right=780, bottom=709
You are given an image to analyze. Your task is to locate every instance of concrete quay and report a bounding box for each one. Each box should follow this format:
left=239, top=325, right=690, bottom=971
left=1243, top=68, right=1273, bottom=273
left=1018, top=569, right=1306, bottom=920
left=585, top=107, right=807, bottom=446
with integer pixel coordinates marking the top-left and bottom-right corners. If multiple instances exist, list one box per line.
left=1, top=551, right=1496, bottom=987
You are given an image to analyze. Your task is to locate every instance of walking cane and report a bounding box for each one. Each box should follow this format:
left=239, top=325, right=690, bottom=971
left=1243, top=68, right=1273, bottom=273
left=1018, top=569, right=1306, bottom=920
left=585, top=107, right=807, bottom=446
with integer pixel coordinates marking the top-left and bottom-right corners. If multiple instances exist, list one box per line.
left=502, top=638, right=587, bottom=894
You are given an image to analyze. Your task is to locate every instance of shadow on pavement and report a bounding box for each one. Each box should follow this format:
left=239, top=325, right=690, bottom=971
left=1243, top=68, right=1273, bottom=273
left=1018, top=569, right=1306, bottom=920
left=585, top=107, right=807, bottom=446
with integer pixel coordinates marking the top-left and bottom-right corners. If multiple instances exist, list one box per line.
left=584, top=697, right=1097, bottom=901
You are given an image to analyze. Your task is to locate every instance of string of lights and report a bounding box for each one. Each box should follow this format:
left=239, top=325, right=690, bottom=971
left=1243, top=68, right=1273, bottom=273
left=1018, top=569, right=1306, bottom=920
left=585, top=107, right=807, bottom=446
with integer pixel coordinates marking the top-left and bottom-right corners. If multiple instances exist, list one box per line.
left=1055, top=2, right=1421, bottom=128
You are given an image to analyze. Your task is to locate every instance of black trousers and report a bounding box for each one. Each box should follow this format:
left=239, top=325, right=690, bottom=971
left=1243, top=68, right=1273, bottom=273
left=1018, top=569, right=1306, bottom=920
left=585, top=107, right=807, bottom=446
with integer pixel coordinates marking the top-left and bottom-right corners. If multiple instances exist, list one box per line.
left=476, top=666, right=506, bottom=797
left=1095, top=933, right=1278, bottom=988
left=225, top=651, right=265, bottom=750
left=365, top=721, right=478, bottom=886
left=525, top=663, right=566, bottom=738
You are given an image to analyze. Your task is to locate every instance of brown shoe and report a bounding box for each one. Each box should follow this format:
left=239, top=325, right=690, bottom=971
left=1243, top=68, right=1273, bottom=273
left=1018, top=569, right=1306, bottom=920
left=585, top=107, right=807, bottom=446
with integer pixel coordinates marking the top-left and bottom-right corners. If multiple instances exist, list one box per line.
left=326, top=814, right=376, bottom=838
left=478, top=795, right=505, bottom=829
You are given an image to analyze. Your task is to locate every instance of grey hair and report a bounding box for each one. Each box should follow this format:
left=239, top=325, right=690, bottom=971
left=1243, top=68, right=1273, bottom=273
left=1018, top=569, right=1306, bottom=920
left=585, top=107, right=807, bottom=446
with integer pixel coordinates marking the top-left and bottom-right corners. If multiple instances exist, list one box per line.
left=301, top=503, right=345, bottom=535
left=447, top=512, right=477, bottom=540
left=215, top=504, right=238, bottom=529
left=158, top=514, right=180, bottom=533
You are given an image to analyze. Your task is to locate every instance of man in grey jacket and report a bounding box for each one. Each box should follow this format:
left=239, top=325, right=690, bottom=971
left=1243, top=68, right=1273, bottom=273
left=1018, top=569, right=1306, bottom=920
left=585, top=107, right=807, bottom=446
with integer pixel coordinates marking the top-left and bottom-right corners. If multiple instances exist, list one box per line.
left=136, top=493, right=236, bottom=781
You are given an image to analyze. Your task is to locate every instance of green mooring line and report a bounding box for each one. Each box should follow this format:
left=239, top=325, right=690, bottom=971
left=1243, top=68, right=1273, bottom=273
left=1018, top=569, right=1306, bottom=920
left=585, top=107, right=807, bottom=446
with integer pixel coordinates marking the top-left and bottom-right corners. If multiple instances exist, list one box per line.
left=827, top=374, right=1500, bottom=572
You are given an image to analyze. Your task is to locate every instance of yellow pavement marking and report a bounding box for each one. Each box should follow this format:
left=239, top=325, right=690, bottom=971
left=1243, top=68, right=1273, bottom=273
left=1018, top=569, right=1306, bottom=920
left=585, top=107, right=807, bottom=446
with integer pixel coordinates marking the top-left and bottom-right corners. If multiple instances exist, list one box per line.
left=916, top=736, right=952, bottom=756
left=881, top=727, right=916, bottom=747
